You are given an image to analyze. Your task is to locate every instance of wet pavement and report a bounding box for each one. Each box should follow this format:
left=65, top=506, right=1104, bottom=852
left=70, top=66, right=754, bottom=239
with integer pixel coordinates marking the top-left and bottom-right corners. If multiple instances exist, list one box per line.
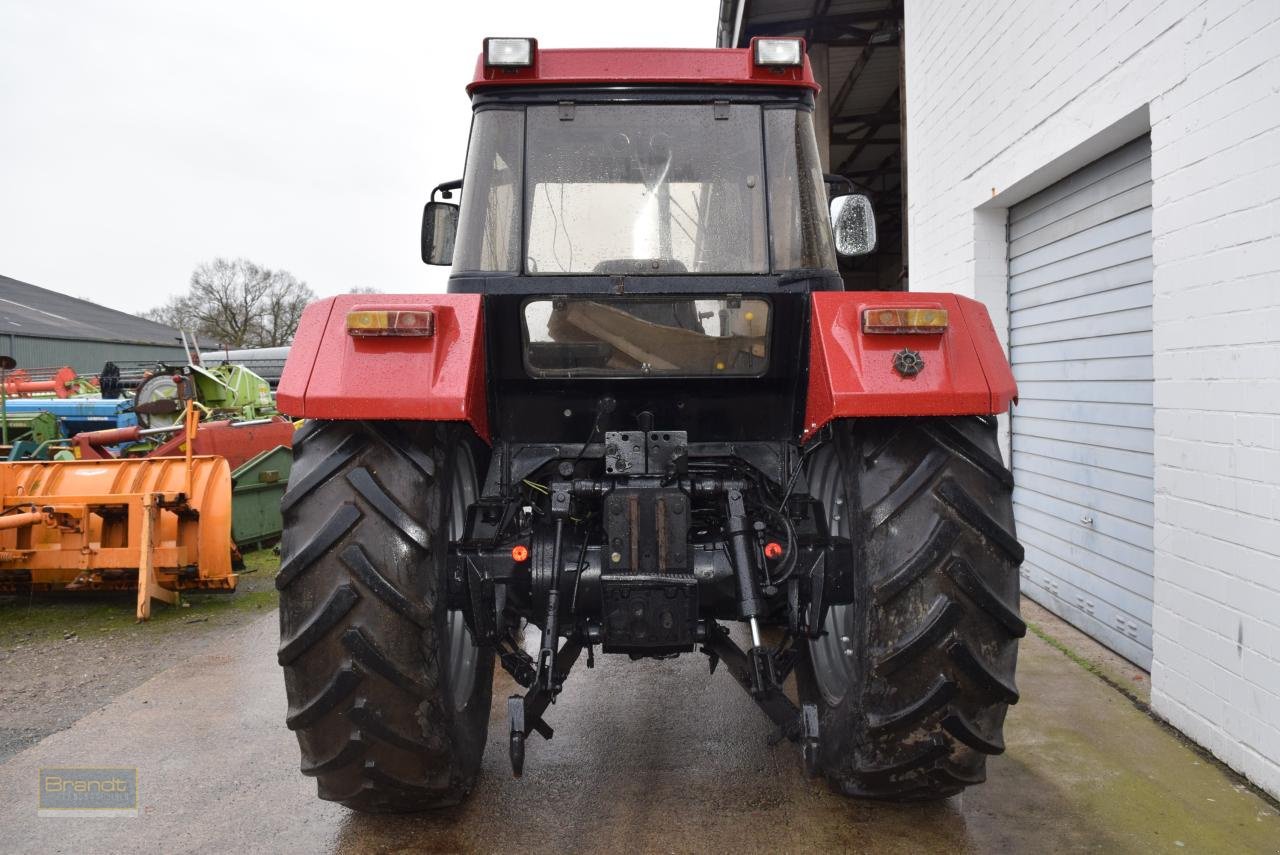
left=1, top=608, right=1277, bottom=854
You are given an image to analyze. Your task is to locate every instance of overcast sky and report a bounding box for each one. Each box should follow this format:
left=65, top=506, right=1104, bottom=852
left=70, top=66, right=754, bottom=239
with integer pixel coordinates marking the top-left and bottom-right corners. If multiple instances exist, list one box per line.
left=0, top=1, right=710, bottom=315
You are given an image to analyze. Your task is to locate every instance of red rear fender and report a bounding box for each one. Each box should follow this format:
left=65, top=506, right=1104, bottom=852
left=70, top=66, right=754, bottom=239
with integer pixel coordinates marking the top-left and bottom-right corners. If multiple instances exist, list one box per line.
left=804, top=292, right=1016, bottom=441
left=277, top=294, right=489, bottom=442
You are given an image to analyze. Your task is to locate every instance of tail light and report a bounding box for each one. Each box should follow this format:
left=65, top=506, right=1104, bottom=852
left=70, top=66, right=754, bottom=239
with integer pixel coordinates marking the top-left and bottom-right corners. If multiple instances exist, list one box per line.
left=861, top=307, right=949, bottom=334
left=346, top=309, right=436, bottom=337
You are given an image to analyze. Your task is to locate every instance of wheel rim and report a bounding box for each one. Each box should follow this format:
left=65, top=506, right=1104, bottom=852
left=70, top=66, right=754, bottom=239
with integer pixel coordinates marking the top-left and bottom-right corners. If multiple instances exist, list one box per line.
left=442, top=442, right=481, bottom=713
left=136, top=375, right=182, bottom=429
left=808, top=444, right=856, bottom=708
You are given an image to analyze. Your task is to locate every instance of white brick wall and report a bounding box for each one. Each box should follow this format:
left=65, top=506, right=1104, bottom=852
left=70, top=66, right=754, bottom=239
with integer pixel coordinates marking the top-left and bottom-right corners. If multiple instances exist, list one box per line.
left=905, top=0, right=1280, bottom=797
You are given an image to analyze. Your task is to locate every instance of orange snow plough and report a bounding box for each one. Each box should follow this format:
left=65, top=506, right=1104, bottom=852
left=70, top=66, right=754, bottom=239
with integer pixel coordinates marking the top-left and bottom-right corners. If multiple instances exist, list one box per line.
left=0, top=403, right=234, bottom=619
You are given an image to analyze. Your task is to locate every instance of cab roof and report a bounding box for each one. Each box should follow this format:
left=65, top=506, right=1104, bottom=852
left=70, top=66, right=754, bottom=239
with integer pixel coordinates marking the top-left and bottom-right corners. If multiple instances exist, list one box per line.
left=467, top=43, right=819, bottom=94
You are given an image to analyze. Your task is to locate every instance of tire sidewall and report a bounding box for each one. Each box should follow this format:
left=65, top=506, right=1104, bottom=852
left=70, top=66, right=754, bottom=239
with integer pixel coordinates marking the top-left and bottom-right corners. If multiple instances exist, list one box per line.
left=795, top=417, right=1022, bottom=798
left=427, top=426, right=494, bottom=787
left=795, top=437, right=864, bottom=775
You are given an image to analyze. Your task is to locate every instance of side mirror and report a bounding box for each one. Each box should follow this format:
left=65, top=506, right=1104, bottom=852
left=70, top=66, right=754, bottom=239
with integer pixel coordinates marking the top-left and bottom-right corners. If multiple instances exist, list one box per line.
left=421, top=201, right=459, bottom=266
left=830, top=194, right=877, bottom=256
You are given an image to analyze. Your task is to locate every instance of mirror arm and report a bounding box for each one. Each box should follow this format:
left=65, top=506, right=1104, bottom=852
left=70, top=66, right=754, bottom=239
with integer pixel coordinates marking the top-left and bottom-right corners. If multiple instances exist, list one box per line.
left=432, top=179, right=464, bottom=202
left=822, top=173, right=856, bottom=194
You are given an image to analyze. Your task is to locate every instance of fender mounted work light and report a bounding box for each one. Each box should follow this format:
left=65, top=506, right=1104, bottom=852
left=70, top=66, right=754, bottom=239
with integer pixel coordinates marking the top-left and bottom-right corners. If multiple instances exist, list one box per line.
left=346, top=308, right=436, bottom=337
left=753, top=37, right=803, bottom=67
left=861, top=307, right=949, bottom=334
left=485, top=37, right=535, bottom=68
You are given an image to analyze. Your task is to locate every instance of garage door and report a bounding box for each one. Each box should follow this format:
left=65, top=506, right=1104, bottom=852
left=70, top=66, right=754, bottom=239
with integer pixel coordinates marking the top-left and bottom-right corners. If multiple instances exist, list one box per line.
left=1007, top=136, right=1154, bottom=669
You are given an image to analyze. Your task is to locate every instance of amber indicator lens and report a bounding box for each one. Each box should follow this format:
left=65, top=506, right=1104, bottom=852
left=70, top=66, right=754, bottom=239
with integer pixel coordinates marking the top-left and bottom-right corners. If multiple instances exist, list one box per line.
left=861, top=307, right=948, bottom=334
left=346, top=309, right=436, bottom=337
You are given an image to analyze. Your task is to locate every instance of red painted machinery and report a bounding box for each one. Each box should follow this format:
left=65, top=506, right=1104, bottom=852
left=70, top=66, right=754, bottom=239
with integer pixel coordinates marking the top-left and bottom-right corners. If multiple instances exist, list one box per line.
left=274, top=37, right=1024, bottom=812
left=2, top=366, right=78, bottom=398
left=73, top=416, right=294, bottom=470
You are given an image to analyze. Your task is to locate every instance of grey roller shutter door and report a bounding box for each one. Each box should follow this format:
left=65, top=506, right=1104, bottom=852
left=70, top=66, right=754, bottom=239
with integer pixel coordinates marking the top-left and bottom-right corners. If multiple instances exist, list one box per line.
left=1007, top=135, right=1154, bottom=669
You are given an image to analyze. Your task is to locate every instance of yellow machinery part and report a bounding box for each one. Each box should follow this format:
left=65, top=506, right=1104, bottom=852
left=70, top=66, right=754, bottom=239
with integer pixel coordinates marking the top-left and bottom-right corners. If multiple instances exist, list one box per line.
left=0, top=455, right=234, bottom=619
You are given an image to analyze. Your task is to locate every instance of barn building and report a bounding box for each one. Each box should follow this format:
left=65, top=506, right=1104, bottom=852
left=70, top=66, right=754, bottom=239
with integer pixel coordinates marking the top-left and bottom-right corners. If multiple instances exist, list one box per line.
left=0, top=274, right=189, bottom=375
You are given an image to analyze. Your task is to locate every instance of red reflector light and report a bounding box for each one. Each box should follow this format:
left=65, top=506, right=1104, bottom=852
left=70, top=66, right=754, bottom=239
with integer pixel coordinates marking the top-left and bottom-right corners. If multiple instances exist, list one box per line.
left=511, top=544, right=530, bottom=563
left=764, top=541, right=784, bottom=560
left=861, top=307, right=948, bottom=334
left=346, top=309, right=436, bottom=337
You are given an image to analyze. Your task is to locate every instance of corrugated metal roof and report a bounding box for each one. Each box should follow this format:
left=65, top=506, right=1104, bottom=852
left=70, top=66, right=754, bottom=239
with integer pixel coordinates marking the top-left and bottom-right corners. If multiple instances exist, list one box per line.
left=720, top=0, right=905, bottom=279
left=735, top=0, right=893, bottom=29
left=831, top=47, right=898, bottom=115
left=723, top=1, right=903, bottom=175
left=0, top=274, right=186, bottom=346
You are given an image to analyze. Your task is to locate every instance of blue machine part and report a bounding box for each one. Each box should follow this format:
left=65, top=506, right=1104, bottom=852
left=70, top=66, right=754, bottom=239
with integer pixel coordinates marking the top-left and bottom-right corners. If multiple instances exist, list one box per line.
left=1, top=398, right=137, bottom=438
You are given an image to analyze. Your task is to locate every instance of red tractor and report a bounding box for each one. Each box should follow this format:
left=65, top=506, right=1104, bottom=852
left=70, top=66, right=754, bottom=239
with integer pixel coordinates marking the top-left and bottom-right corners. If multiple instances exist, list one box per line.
left=277, top=37, right=1024, bottom=812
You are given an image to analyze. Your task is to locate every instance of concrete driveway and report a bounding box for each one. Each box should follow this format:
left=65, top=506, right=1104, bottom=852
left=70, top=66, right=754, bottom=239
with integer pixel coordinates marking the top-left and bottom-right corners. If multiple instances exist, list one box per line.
left=0, top=607, right=1275, bottom=854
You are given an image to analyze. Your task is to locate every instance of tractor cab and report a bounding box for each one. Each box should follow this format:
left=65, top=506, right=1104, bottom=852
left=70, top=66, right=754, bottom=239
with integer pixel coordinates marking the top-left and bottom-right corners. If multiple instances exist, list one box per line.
left=422, top=37, right=875, bottom=444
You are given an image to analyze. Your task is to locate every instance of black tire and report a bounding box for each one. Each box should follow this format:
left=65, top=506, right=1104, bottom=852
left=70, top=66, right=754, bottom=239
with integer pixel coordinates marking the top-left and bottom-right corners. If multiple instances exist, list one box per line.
left=276, top=420, right=494, bottom=812
left=798, top=416, right=1025, bottom=800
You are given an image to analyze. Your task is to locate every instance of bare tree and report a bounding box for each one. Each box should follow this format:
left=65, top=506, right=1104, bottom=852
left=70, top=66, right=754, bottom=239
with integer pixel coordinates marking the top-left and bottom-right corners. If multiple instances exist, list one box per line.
left=143, top=258, right=316, bottom=348
left=142, top=294, right=201, bottom=334
left=257, top=267, right=313, bottom=347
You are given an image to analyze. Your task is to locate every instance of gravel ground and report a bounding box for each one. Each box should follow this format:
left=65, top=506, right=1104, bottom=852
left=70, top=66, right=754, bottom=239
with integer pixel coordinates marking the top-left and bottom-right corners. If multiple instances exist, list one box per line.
left=1, top=601, right=1276, bottom=853
left=0, top=550, right=280, bottom=762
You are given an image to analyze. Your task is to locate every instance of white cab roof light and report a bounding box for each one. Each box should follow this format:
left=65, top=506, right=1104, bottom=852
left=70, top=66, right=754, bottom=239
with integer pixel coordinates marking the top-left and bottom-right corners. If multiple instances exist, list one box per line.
left=753, top=38, right=803, bottom=67
left=485, top=37, right=535, bottom=68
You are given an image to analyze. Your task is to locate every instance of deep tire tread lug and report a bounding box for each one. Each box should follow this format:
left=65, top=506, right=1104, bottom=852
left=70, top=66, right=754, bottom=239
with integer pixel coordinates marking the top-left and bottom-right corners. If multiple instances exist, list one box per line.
left=921, top=420, right=1014, bottom=490
left=276, top=503, right=361, bottom=590
left=943, top=711, right=1006, bottom=755
left=873, top=517, right=960, bottom=604
left=292, top=418, right=330, bottom=445
left=866, top=675, right=957, bottom=733
left=341, top=627, right=432, bottom=699
left=936, top=476, right=1025, bottom=564
left=856, top=737, right=950, bottom=783
left=872, top=596, right=963, bottom=676
left=363, top=764, right=447, bottom=800
left=346, top=467, right=432, bottom=550
left=301, top=731, right=367, bottom=776
left=277, top=583, right=360, bottom=665
left=280, top=432, right=363, bottom=514
left=285, top=664, right=361, bottom=731
left=868, top=447, right=948, bottom=528
left=348, top=699, right=432, bottom=753
left=943, top=555, right=1027, bottom=637
left=367, top=423, right=437, bottom=480
left=339, top=543, right=432, bottom=627
left=948, top=635, right=1020, bottom=704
